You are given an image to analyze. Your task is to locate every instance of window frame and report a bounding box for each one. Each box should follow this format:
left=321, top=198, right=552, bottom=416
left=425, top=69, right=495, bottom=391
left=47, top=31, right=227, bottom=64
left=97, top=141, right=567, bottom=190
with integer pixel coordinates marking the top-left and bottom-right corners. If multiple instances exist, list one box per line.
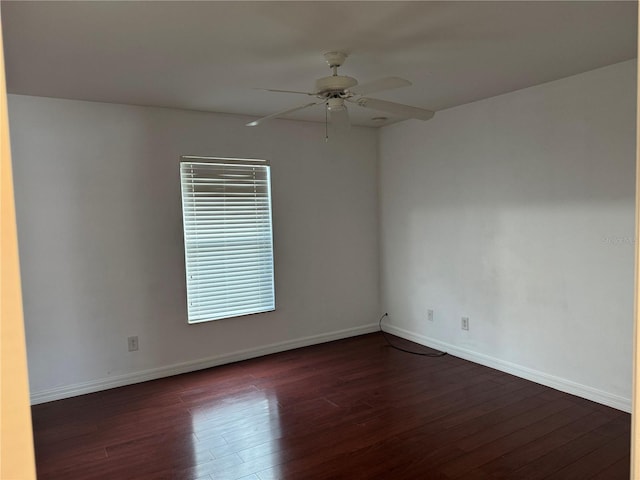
left=179, top=155, right=276, bottom=324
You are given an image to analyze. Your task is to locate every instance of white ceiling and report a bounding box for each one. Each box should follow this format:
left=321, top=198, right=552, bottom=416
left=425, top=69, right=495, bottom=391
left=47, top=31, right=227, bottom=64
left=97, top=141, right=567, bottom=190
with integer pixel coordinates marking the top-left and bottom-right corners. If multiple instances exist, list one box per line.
left=2, top=1, right=637, bottom=127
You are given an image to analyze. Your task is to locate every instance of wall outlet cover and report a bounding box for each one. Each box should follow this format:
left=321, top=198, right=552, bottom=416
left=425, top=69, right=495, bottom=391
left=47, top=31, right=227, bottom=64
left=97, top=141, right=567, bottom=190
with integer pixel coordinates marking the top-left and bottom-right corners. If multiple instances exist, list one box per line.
left=128, top=336, right=139, bottom=352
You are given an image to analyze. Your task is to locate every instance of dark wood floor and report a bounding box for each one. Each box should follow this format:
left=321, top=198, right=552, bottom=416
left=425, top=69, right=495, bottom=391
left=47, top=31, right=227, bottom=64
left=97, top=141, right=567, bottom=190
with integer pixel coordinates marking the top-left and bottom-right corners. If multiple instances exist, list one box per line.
left=31, top=333, right=630, bottom=479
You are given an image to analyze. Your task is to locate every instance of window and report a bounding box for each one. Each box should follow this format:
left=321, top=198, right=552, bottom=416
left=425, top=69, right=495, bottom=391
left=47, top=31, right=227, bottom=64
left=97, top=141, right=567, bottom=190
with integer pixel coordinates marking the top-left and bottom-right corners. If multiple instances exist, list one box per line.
left=180, top=156, right=275, bottom=323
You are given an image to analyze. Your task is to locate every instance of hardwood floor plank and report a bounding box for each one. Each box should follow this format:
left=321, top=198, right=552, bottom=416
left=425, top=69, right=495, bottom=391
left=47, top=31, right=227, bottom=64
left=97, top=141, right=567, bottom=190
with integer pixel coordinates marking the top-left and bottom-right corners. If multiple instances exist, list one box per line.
left=475, top=408, right=622, bottom=478
left=589, top=455, right=631, bottom=480
left=508, top=421, right=629, bottom=480
left=542, top=432, right=630, bottom=480
left=436, top=403, right=593, bottom=478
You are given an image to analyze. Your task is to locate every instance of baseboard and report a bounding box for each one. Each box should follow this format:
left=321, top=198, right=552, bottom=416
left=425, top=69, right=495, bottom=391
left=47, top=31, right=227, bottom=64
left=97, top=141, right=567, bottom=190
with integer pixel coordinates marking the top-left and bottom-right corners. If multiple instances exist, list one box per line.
left=30, top=323, right=380, bottom=405
left=383, top=324, right=631, bottom=413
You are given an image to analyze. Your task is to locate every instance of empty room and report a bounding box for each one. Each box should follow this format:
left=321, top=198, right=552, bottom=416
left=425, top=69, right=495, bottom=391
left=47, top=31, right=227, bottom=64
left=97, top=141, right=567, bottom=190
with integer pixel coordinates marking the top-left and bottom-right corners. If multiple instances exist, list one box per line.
left=1, top=1, right=638, bottom=479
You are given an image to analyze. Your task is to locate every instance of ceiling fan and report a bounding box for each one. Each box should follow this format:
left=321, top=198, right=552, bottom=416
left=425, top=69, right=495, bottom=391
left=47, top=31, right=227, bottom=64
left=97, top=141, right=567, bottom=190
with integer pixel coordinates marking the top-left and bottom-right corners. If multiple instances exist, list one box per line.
left=246, top=52, right=435, bottom=129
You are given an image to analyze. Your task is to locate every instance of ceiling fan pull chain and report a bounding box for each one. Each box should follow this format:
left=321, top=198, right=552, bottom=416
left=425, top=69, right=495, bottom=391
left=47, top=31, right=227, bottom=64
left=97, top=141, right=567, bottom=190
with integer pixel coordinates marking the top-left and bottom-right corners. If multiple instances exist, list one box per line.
left=325, top=103, right=329, bottom=142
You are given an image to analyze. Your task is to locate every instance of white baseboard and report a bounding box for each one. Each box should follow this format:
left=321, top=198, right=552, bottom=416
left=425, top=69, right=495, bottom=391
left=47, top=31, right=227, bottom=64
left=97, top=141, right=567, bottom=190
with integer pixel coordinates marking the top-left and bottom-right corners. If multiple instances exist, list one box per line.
left=383, top=324, right=631, bottom=413
left=30, top=323, right=380, bottom=405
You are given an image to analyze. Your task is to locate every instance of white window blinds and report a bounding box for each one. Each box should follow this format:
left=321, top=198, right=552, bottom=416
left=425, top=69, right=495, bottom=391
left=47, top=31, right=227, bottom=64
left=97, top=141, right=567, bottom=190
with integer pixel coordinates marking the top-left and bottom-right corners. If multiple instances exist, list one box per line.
left=180, top=157, right=275, bottom=323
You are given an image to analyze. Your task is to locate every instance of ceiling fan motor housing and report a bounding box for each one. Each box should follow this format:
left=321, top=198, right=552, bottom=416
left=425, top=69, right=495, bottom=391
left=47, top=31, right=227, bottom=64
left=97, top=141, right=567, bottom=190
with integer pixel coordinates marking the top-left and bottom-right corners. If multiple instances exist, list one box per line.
left=315, top=75, right=358, bottom=97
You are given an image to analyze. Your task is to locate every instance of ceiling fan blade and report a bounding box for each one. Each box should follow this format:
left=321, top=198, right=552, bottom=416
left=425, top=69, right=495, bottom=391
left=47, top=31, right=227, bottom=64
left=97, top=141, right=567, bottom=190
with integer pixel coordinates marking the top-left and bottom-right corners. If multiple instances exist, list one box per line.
left=256, top=88, right=316, bottom=96
left=348, top=97, right=435, bottom=121
left=330, top=106, right=351, bottom=131
left=348, top=77, right=411, bottom=96
left=246, top=102, right=322, bottom=127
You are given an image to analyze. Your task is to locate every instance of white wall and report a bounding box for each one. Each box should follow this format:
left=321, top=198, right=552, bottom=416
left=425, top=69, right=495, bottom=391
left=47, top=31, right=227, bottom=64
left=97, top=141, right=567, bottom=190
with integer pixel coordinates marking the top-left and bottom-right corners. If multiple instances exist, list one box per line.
left=379, top=60, right=636, bottom=411
left=8, top=96, right=380, bottom=402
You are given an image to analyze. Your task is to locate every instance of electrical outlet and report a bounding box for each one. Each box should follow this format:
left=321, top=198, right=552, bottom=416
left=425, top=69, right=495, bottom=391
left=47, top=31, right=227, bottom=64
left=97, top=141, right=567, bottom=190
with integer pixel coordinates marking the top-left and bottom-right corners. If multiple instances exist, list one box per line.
left=128, top=336, right=139, bottom=352
left=461, top=317, right=469, bottom=331
left=427, top=309, right=434, bottom=321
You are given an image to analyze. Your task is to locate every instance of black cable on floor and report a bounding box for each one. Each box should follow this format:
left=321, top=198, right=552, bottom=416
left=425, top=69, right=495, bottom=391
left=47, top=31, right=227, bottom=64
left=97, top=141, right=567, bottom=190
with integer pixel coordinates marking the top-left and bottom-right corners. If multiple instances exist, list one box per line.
left=379, top=313, right=447, bottom=357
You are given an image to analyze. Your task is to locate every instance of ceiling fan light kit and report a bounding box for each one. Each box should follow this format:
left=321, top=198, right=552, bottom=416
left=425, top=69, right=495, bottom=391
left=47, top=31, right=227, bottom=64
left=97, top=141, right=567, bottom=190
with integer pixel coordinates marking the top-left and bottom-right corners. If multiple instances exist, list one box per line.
left=247, top=51, right=435, bottom=131
left=327, top=98, right=346, bottom=111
